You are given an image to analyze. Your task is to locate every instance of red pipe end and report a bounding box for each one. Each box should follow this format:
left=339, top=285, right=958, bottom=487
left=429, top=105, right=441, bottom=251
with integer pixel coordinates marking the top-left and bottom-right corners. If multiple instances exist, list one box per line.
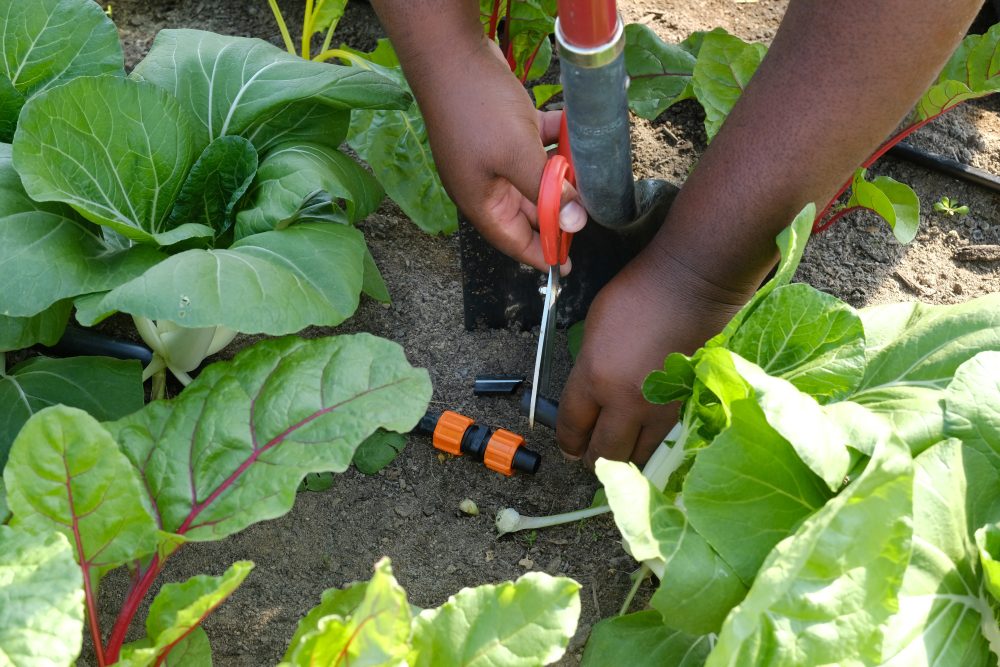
left=557, top=0, right=617, bottom=48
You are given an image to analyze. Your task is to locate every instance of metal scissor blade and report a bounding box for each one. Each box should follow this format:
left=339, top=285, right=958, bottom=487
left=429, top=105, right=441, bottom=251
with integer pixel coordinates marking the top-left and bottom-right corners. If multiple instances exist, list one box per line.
left=529, top=267, right=560, bottom=428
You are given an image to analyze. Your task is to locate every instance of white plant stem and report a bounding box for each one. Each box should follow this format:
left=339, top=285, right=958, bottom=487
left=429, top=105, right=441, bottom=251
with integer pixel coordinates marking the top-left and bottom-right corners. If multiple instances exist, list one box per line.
left=133, top=316, right=238, bottom=388
left=495, top=505, right=610, bottom=537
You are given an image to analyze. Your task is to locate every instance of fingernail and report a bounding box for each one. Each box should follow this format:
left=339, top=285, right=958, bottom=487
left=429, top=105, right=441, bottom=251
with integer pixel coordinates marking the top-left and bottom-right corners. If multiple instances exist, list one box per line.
left=559, top=201, right=587, bottom=233
left=559, top=257, right=572, bottom=276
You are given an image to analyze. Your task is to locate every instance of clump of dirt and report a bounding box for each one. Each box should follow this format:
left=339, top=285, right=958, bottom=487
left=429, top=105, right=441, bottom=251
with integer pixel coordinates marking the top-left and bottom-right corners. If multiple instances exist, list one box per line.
left=85, top=1, right=1000, bottom=665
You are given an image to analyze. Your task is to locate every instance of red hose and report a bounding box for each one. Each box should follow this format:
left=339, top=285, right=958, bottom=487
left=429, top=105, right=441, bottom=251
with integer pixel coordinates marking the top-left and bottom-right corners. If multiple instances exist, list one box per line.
left=557, top=0, right=617, bottom=48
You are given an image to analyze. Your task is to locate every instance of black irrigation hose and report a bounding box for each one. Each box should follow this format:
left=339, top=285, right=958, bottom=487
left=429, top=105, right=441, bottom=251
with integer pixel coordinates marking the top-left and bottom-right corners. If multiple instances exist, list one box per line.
left=887, top=142, right=1000, bottom=195
left=46, top=326, right=153, bottom=366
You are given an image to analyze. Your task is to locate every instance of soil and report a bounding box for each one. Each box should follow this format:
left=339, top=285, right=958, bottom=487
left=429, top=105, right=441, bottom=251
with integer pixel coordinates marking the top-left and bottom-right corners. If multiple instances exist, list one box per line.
left=83, top=0, right=1000, bottom=664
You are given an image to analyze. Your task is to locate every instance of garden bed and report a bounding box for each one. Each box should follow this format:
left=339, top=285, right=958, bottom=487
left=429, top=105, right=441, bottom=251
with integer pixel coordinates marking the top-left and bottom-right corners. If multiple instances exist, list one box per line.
left=82, top=0, right=1000, bottom=664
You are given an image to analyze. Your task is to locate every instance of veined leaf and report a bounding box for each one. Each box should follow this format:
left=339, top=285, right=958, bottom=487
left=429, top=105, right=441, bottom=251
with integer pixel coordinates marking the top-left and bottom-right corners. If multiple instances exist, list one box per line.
left=944, top=351, right=1000, bottom=478
left=728, top=283, right=866, bottom=402
left=344, top=40, right=458, bottom=235
left=409, top=571, right=580, bottom=667
left=643, top=352, right=696, bottom=405
left=683, top=400, right=834, bottom=585
left=690, top=30, right=766, bottom=141
left=311, top=0, right=348, bottom=35
left=915, top=23, right=1000, bottom=120
left=282, top=558, right=410, bottom=665
left=362, top=246, right=391, bottom=304
left=976, top=524, right=1000, bottom=604
left=624, top=24, right=697, bottom=120
left=166, top=136, right=258, bottom=238
left=0, top=301, right=70, bottom=353
left=856, top=294, right=1000, bottom=395
left=532, top=83, right=562, bottom=109
left=0, top=212, right=164, bottom=318
left=581, top=611, right=711, bottom=667
left=352, top=430, right=406, bottom=475
left=508, top=0, right=556, bottom=82
left=91, top=223, right=368, bottom=334
left=4, top=406, right=158, bottom=573
left=131, top=30, right=410, bottom=148
left=880, top=440, right=1000, bottom=666
left=0, top=355, right=143, bottom=467
left=285, top=581, right=368, bottom=656
left=846, top=168, right=920, bottom=244
left=596, top=460, right=747, bottom=635
left=0, top=142, right=78, bottom=218
left=242, top=101, right=351, bottom=154
left=235, top=142, right=382, bottom=238
left=0, top=75, right=22, bottom=143
left=843, top=386, right=946, bottom=456
left=106, top=334, right=431, bottom=541
left=119, top=561, right=253, bottom=667
left=13, top=76, right=200, bottom=245
left=0, top=0, right=123, bottom=102
left=707, top=440, right=913, bottom=666
left=0, top=525, right=84, bottom=667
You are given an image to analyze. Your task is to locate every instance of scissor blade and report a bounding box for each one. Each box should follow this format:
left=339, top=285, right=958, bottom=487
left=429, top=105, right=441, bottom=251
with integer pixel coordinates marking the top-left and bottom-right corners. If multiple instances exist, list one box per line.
left=529, top=267, right=559, bottom=428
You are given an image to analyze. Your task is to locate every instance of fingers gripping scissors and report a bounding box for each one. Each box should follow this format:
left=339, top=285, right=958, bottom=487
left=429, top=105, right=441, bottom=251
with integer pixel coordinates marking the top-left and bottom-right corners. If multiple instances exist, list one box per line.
left=528, top=115, right=575, bottom=428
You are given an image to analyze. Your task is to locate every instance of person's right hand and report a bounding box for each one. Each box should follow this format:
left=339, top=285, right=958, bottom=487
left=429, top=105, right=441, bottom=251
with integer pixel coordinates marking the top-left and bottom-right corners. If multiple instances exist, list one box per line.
left=414, top=38, right=586, bottom=273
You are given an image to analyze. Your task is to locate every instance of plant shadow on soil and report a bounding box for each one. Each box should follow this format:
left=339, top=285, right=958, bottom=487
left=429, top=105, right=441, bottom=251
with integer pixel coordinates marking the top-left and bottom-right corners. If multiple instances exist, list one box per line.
left=81, top=1, right=1000, bottom=664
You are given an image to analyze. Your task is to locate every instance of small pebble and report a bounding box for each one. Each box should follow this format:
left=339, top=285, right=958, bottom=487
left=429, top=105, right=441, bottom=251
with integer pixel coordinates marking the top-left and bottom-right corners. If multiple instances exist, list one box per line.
left=947, top=230, right=960, bottom=241
left=953, top=283, right=964, bottom=295
left=446, top=564, right=457, bottom=574
left=485, top=550, right=495, bottom=562
left=518, top=557, right=535, bottom=569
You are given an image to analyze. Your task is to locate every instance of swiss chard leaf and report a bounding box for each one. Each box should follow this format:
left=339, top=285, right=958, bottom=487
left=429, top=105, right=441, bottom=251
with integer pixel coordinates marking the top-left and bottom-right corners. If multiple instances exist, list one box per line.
left=508, top=0, right=557, bottom=82
left=13, top=76, right=201, bottom=245
left=683, top=400, right=834, bottom=585
left=4, top=406, right=159, bottom=573
left=89, top=223, right=368, bottom=334
left=119, top=561, right=253, bottom=667
left=846, top=168, right=920, bottom=244
left=235, top=142, right=383, bottom=238
left=344, top=40, right=458, bottom=235
left=282, top=558, right=411, bottom=665
left=409, top=571, right=580, bottom=667
left=596, top=459, right=747, bottom=635
left=707, top=440, right=913, bottom=666
left=106, top=334, right=431, bottom=542
left=0, top=525, right=84, bottom=667
left=165, top=136, right=258, bottom=238
left=311, top=0, right=348, bottom=36
left=0, top=355, right=143, bottom=467
left=624, top=24, right=697, bottom=120
left=915, top=23, right=1000, bottom=120
left=131, top=30, right=409, bottom=148
left=581, top=611, right=711, bottom=667
left=880, top=440, right=1000, bottom=666
left=690, top=30, right=766, bottom=141
left=0, top=0, right=123, bottom=104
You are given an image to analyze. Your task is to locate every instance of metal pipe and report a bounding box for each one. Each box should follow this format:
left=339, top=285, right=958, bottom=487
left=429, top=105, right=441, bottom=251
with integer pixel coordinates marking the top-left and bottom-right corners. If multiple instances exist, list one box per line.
left=556, top=13, right=635, bottom=228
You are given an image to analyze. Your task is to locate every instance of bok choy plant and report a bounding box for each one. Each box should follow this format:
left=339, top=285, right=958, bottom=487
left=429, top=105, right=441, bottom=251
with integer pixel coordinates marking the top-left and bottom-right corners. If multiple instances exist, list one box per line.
left=1, top=0, right=410, bottom=399
left=0, top=333, right=433, bottom=666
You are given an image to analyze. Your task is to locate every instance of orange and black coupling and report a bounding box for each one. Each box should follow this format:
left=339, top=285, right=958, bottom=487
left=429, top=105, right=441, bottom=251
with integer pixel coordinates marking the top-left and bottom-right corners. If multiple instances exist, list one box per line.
left=416, top=410, right=541, bottom=476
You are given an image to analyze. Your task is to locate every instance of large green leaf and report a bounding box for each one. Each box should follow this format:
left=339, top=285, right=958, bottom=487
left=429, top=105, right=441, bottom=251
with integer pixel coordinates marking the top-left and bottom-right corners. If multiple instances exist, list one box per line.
left=409, top=571, right=580, bottom=667
left=581, top=611, right=711, bottom=667
left=624, top=24, right=697, bottom=120
left=282, top=558, right=411, bottom=665
left=944, top=351, right=1000, bottom=478
left=0, top=355, right=143, bottom=467
left=508, top=0, right=557, bottom=81
left=119, top=561, right=253, bottom=667
left=131, top=30, right=410, bottom=148
left=683, top=400, right=834, bottom=585
left=0, top=301, right=70, bottom=352
left=846, top=168, right=920, bottom=244
left=165, top=136, right=258, bottom=238
left=4, top=406, right=158, bottom=573
left=0, top=525, right=84, bottom=667
left=856, top=294, right=1000, bottom=396
left=690, top=30, right=766, bottom=141
left=345, top=40, right=458, bottom=235
left=90, top=222, right=368, bottom=334
left=706, top=441, right=913, bottom=666
left=13, top=76, right=201, bottom=245
left=880, top=440, right=1000, bottom=666
left=0, top=142, right=77, bottom=218
left=915, top=23, right=1000, bottom=120
left=728, top=283, right=865, bottom=402
left=234, top=142, right=383, bottom=238
left=242, top=101, right=351, bottom=154
left=0, top=0, right=123, bottom=100
left=596, top=459, right=747, bottom=635
left=844, top=387, right=946, bottom=456
left=107, top=334, right=431, bottom=541
left=0, top=213, right=164, bottom=318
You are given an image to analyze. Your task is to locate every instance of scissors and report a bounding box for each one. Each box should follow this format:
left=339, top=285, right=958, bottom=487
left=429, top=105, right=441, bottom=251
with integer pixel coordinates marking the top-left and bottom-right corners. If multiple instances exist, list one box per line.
left=528, top=115, right=576, bottom=428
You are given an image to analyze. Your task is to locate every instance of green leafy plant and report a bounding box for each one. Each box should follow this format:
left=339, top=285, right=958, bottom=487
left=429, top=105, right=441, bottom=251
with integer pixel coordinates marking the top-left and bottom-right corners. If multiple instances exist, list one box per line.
left=282, top=557, right=580, bottom=665
left=933, top=194, right=971, bottom=216
left=624, top=23, right=1000, bottom=242
left=0, top=334, right=433, bottom=666
left=1, top=0, right=411, bottom=398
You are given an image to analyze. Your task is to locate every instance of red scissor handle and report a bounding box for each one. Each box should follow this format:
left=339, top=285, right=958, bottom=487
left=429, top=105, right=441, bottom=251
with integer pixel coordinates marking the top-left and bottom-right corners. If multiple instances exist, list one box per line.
left=538, top=113, right=576, bottom=267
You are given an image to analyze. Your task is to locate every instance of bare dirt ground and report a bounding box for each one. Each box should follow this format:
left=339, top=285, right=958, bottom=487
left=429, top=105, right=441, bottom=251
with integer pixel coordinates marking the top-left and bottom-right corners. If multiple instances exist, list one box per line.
left=88, top=1, right=1000, bottom=664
